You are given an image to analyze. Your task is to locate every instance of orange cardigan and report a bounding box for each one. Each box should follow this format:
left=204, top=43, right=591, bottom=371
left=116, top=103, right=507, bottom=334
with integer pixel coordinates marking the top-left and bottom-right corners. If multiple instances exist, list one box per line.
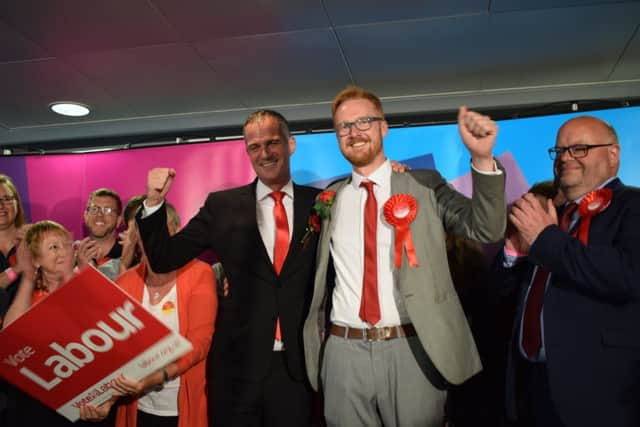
left=114, top=259, right=217, bottom=427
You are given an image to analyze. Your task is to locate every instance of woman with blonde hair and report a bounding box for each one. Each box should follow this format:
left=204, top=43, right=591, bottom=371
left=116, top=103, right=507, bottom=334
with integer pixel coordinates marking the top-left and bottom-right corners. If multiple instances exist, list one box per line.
left=3, top=220, right=100, bottom=427
left=0, top=174, right=28, bottom=325
left=3, top=220, right=76, bottom=326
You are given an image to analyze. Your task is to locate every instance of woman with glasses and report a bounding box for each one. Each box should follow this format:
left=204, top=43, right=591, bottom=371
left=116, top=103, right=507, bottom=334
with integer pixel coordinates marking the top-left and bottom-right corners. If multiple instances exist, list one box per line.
left=0, top=176, right=29, bottom=427
left=0, top=174, right=28, bottom=326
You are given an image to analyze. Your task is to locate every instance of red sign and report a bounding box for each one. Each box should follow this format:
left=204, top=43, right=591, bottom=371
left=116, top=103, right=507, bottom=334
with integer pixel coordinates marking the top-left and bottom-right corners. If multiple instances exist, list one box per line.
left=0, top=266, right=192, bottom=421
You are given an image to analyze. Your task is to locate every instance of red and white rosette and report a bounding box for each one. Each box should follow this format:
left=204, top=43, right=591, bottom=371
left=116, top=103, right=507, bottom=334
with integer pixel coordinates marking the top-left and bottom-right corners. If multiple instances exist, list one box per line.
left=383, top=194, right=419, bottom=268
left=575, top=188, right=612, bottom=244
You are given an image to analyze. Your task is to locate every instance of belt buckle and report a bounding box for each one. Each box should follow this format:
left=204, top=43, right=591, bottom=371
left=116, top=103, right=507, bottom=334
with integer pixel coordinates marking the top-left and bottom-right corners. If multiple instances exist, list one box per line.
left=366, top=326, right=392, bottom=341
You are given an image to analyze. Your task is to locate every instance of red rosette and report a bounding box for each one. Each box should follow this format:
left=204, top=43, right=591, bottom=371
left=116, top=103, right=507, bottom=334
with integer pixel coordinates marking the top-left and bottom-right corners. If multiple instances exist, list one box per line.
left=574, top=188, right=612, bottom=245
left=383, top=194, right=419, bottom=268
left=162, top=301, right=175, bottom=314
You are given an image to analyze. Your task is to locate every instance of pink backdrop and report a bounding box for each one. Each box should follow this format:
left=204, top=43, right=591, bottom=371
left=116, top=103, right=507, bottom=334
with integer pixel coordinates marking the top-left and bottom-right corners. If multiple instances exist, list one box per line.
left=24, top=139, right=255, bottom=240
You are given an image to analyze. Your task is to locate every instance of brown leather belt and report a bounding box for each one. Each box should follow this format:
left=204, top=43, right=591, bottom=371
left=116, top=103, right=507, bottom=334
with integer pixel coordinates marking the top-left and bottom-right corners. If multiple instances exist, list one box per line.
left=330, top=323, right=417, bottom=341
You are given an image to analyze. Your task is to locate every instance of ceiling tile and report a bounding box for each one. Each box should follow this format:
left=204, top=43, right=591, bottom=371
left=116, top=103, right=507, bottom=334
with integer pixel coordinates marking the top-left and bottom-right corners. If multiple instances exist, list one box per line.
left=67, top=44, right=244, bottom=116
left=0, top=59, right=132, bottom=127
left=196, top=30, right=350, bottom=107
left=481, top=3, right=640, bottom=87
left=336, top=15, right=491, bottom=97
left=491, top=0, right=639, bottom=13
left=0, top=0, right=178, bottom=56
left=152, top=0, right=328, bottom=41
left=0, top=20, right=48, bottom=62
left=325, top=0, right=488, bottom=26
left=610, top=25, right=640, bottom=80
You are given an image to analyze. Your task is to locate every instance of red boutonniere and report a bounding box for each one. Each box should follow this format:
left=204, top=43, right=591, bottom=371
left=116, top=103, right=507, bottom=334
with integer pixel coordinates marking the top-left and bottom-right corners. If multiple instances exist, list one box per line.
left=574, top=188, right=612, bottom=244
left=301, top=190, right=336, bottom=247
left=383, top=194, right=419, bottom=268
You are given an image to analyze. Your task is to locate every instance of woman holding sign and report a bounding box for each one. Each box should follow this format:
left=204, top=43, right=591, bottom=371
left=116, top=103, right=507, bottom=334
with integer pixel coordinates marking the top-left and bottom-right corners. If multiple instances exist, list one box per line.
left=3, top=220, right=76, bottom=327
left=81, top=200, right=217, bottom=427
left=3, top=220, right=108, bottom=427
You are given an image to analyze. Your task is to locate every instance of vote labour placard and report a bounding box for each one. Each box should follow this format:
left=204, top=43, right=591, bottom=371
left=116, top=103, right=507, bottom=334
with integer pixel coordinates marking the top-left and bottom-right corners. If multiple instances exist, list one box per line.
left=0, top=266, right=192, bottom=421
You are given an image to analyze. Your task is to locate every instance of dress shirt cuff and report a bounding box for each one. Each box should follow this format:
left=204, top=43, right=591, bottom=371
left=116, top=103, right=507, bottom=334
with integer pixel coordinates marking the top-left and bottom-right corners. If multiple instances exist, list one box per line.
left=141, top=199, right=164, bottom=218
left=470, top=159, right=502, bottom=175
left=502, top=247, right=524, bottom=267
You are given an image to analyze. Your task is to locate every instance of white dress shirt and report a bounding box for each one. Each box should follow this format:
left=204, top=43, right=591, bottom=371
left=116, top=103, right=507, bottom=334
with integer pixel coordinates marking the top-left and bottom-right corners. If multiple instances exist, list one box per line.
left=143, top=179, right=294, bottom=350
left=330, top=160, right=410, bottom=328
left=255, top=179, right=294, bottom=262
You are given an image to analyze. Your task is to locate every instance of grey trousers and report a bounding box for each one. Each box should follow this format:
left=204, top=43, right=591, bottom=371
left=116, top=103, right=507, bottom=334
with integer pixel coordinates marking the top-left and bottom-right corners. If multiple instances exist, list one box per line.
left=321, top=334, right=447, bottom=427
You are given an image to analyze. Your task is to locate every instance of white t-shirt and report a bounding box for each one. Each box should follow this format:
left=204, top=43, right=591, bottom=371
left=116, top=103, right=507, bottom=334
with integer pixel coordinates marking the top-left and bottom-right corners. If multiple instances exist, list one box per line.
left=137, top=284, right=180, bottom=416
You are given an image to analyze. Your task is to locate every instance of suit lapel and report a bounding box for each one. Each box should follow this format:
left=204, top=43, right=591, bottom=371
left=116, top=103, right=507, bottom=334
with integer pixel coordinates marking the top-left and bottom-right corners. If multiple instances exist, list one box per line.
left=290, top=184, right=311, bottom=251
left=390, top=170, right=408, bottom=196
left=279, top=184, right=311, bottom=273
left=242, top=181, right=274, bottom=274
left=322, top=179, right=350, bottom=256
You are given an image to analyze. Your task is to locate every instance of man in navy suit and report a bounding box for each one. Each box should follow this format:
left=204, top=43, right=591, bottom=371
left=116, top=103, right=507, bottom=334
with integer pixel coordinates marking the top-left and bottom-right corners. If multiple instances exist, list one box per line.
left=504, top=116, right=640, bottom=427
left=137, top=110, right=318, bottom=426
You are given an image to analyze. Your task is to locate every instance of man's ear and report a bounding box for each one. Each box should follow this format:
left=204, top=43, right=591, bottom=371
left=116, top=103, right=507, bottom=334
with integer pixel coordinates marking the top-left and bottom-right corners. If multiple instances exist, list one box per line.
left=608, top=144, right=620, bottom=165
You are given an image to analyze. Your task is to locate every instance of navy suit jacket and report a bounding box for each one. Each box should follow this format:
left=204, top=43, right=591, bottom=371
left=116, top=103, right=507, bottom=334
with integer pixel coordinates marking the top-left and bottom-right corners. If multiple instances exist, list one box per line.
left=502, top=178, right=640, bottom=427
left=137, top=180, right=319, bottom=381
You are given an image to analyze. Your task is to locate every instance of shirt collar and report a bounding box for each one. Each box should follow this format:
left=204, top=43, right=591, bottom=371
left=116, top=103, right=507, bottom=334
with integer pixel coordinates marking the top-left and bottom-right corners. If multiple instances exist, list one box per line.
left=351, top=159, right=391, bottom=189
left=256, top=179, right=294, bottom=201
left=569, top=175, right=617, bottom=205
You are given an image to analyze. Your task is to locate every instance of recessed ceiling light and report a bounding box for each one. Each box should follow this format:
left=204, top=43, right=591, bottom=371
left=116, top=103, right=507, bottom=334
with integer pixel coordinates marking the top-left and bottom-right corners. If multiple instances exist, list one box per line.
left=50, top=102, right=91, bottom=117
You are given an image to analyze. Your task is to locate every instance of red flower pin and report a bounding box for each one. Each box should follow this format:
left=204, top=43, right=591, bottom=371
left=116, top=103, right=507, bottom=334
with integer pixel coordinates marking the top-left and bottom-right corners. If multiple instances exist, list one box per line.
left=301, top=190, right=336, bottom=247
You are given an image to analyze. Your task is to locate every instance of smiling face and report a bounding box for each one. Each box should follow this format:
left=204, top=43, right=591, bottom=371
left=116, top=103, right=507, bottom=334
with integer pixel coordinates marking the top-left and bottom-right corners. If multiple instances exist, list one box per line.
left=244, top=114, right=295, bottom=191
left=553, top=116, right=619, bottom=201
left=0, top=183, right=18, bottom=231
left=84, top=195, right=122, bottom=239
left=33, top=230, right=75, bottom=278
left=333, top=98, right=388, bottom=176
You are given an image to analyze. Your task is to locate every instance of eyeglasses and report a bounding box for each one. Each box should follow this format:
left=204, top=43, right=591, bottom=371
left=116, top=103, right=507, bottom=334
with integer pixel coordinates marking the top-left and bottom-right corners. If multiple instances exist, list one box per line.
left=548, top=143, right=614, bottom=160
left=86, top=206, right=117, bottom=216
left=0, top=196, right=16, bottom=205
left=335, top=117, right=384, bottom=136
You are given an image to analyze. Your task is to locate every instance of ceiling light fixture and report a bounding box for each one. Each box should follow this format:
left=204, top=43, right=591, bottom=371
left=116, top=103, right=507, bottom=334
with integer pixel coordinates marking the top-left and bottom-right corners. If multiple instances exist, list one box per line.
left=50, top=102, right=91, bottom=117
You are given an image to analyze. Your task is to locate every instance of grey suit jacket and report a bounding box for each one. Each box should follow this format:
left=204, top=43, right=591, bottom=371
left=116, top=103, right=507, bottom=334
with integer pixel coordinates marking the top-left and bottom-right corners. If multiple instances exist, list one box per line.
left=303, top=167, right=506, bottom=390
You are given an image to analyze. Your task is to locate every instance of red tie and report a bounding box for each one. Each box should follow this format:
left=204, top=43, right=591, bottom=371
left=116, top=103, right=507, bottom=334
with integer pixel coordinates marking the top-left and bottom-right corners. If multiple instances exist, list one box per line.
left=270, top=191, right=289, bottom=341
left=522, top=202, right=577, bottom=357
left=359, top=181, right=381, bottom=325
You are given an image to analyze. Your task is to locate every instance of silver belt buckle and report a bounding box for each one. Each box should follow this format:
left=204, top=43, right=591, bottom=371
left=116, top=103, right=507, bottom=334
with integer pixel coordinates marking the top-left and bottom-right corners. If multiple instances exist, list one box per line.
left=366, top=326, right=393, bottom=341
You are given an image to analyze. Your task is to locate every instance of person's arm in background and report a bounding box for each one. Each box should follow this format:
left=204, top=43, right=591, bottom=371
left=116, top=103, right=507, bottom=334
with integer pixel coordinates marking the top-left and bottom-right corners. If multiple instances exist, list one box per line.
left=3, top=239, right=36, bottom=327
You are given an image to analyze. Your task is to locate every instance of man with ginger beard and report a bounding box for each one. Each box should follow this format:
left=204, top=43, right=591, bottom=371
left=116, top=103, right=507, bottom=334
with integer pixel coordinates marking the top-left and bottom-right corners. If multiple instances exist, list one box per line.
left=76, top=188, right=123, bottom=280
left=136, top=110, right=319, bottom=426
left=303, top=86, right=506, bottom=426
left=501, top=116, right=640, bottom=427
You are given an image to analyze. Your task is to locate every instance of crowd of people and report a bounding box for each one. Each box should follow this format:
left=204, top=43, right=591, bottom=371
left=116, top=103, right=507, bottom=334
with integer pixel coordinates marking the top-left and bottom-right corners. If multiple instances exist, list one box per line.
left=1, top=85, right=638, bottom=427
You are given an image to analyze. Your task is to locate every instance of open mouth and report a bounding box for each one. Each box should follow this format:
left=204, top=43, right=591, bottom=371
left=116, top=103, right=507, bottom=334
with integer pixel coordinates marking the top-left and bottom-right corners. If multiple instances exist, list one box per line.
left=260, top=160, right=277, bottom=168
